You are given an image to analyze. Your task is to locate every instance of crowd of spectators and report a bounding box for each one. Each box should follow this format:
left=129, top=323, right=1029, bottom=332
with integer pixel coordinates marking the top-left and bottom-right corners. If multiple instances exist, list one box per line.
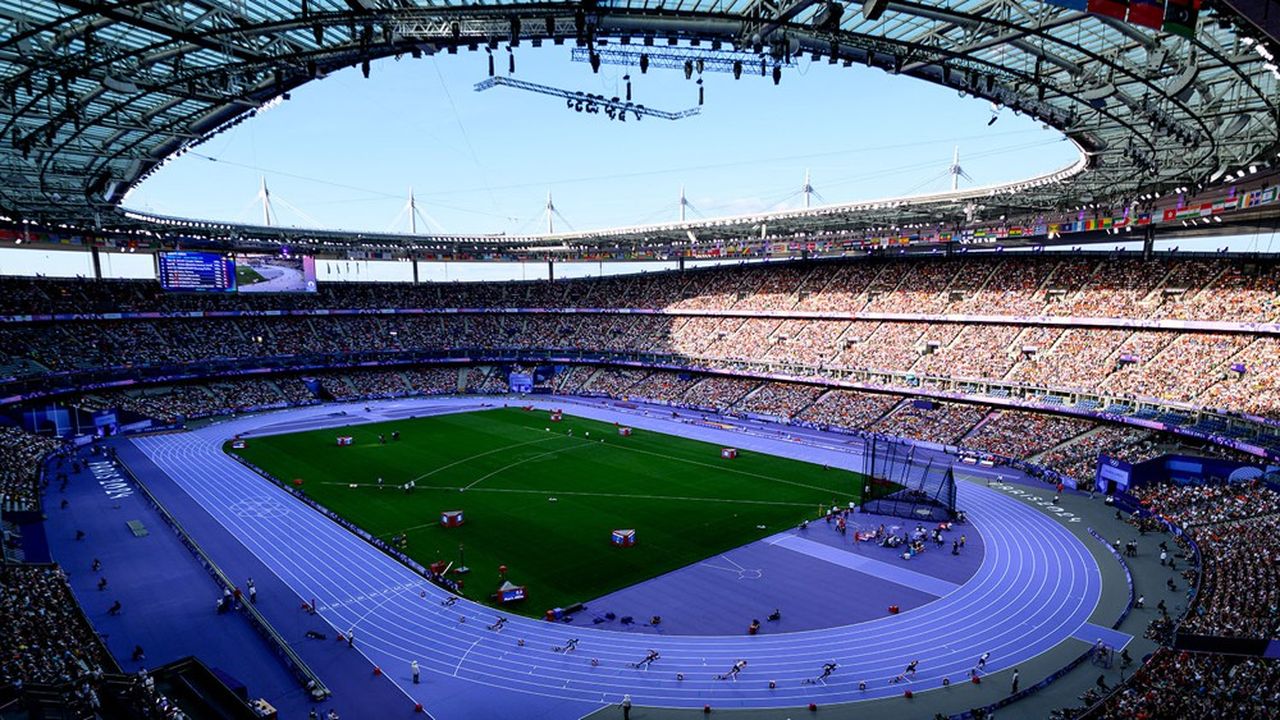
left=796, top=390, right=901, bottom=430
left=1180, top=514, right=1280, bottom=639
left=681, top=377, right=761, bottom=413
left=1131, top=479, right=1280, bottom=528
left=962, top=411, right=1096, bottom=460
left=1035, top=426, right=1156, bottom=483
left=1073, top=650, right=1280, bottom=720
left=866, top=401, right=987, bottom=445
left=0, top=564, right=112, bottom=689
left=736, top=382, right=825, bottom=418
left=4, top=255, right=1278, bottom=321
left=579, top=369, right=650, bottom=398
left=3, top=266, right=1280, bottom=422
left=0, top=426, right=61, bottom=509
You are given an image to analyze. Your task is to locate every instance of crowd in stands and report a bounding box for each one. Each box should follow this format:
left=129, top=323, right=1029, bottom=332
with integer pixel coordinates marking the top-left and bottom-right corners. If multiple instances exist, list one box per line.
left=2, top=310, right=1274, bottom=422
left=865, top=401, right=988, bottom=446
left=680, top=377, right=761, bottom=413
left=578, top=368, right=649, bottom=398
left=1132, top=479, right=1280, bottom=528
left=1180, top=514, right=1280, bottom=639
left=1074, top=649, right=1280, bottom=719
left=736, top=382, right=825, bottom=418
left=0, top=426, right=61, bottom=509
left=962, top=411, right=1095, bottom=460
left=6, top=254, right=1278, bottom=321
left=796, top=390, right=901, bottom=431
left=1036, top=426, right=1156, bottom=483
left=0, top=564, right=112, bottom=689
left=3, top=257, right=1280, bottom=422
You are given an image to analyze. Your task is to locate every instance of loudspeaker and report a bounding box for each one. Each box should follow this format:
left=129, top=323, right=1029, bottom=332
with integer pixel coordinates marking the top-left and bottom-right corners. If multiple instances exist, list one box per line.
left=863, top=0, right=890, bottom=22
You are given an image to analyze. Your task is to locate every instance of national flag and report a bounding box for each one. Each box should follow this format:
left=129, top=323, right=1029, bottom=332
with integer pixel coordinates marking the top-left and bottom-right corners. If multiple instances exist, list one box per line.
left=1087, top=0, right=1129, bottom=20
left=1127, top=0, right=1165, bottom=29
left=1044, top=0, right=1088, bottom=9
left=1163, top=0, right=1200, bottom=37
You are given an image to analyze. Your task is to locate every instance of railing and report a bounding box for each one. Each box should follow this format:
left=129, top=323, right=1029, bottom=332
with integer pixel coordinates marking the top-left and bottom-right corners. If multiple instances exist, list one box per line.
left=3, top=304, right=1278, bottom=336
left=112, top=456, right=331, bottom=700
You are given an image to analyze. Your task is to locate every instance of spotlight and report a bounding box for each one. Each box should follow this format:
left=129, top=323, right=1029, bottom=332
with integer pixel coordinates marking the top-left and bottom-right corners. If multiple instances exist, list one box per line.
left=639, top=53, right=649, bottom=74
left=733, top=60, right=742, bottom=79
left=590, top=51, right=601, bottom=73
left=772, top=64, right=781, bottom=85
left=624, top=74, right=631, bottom=101
left=361, top=58, right=370, bottom=78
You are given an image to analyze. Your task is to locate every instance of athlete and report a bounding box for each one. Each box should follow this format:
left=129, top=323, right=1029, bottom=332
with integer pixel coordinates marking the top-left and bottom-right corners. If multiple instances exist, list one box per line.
left=716, top=659, right=748, bottom=681
left=632, top=649, right=660, bottom=670
left=553, top=639, right=580, bottom=654
left=803, top=662, right=838, bottom=685
left=488, top=617, right=508, bottom=632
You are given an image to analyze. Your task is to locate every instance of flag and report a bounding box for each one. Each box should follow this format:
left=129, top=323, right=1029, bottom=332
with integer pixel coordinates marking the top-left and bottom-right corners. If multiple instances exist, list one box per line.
left=1127, top=0, right=1165, bottom=29
left=1163, top=0, right=1200, bottom=37
left=1087, top=0, right=1129, bottom=20
left=1044, top=0, right=1088, bottom=9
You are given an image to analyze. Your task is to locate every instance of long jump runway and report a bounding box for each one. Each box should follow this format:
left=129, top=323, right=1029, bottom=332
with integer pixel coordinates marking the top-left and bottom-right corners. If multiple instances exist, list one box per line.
left=130, top=399, right=1103, bottom=718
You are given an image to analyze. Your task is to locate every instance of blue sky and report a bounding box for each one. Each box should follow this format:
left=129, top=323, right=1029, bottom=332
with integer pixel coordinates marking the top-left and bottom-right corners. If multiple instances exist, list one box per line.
left=125, top=45, right=1081, bottom=235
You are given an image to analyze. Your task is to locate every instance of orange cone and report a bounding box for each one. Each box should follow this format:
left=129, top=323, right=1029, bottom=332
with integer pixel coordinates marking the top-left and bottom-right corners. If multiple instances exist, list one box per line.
left=372, top=666, right=382, bottom=676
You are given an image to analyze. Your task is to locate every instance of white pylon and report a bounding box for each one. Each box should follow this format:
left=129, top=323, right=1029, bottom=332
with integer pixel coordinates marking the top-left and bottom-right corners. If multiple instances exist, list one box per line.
left=258, top=176, right=275, bottom=227
left=546, top=190, right=555, bottom=234
left=680, top=185, right=688, bottom=222
left=408, top=187, right=418, bottom=234
left=949, top=146, right=973, bottom=191
left=802, top=169, right=814, bottom=209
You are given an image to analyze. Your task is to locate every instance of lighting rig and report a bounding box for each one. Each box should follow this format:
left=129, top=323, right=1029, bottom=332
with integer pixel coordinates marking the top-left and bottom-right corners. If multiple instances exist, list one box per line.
left=474, top=76, right=701, bottom=121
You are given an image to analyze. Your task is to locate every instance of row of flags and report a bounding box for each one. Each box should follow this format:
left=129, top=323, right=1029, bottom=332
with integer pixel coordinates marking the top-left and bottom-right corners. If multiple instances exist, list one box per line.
left=1046, top=0, right=1202, bottom=37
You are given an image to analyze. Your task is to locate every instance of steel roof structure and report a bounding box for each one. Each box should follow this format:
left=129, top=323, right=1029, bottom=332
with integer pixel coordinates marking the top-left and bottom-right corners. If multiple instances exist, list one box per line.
left=3, top=0, right=1280, bottom=252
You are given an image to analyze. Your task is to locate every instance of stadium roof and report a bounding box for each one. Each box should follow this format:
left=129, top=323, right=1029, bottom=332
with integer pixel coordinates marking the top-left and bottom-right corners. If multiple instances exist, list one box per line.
left=3, top=0, right=1280, bottom=252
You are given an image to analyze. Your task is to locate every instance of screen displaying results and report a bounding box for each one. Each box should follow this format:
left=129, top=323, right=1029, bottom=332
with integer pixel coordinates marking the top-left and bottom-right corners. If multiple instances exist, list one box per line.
left=234, top=253, right=317, bottom=293
left=158, top=251, right=236, bottom=292
left=158, top=251, right=317, bottom=293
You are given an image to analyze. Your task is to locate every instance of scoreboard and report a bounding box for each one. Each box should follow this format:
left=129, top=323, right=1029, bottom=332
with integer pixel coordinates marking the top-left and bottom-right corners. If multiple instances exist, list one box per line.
left=158, top=251, right=235, bottom=292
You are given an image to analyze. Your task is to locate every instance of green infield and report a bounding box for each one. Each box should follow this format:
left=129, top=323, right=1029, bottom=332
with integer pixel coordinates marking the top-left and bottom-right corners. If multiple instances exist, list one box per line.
left=235, top=263, right=267, bottom=287
left=227, top=407, right=867, bottom=615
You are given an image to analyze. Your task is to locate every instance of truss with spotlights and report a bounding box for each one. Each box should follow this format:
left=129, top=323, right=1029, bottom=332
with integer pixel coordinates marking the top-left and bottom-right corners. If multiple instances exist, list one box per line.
left=474, top=76, right=701, bottom=121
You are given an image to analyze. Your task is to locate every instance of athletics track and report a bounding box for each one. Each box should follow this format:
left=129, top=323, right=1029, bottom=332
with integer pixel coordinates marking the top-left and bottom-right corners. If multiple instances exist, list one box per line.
left=125, top=396, right=1107, bottom=719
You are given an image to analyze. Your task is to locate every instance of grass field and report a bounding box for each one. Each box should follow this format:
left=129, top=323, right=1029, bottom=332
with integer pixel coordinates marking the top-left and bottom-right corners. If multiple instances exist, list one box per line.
left=235, top=263, right=267, bottom=287
left=227, top=407, right=866, bottom=615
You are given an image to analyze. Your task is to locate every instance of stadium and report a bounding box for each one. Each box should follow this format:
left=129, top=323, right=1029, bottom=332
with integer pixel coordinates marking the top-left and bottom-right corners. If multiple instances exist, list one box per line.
left=2, top=1, right=1280, bottom=719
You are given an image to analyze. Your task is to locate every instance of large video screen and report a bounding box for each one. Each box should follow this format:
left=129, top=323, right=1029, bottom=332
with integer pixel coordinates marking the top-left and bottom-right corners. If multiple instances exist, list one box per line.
left=235, top=254, right=317, bottom=293
left=158, top=251, right=236, bottom=292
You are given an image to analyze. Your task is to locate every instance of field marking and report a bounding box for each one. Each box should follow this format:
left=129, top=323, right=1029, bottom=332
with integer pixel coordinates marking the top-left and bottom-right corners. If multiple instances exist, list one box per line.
left=461, top=438, right=598, bottom=491
left=521, top=423, right=843, bottom=496
left=387, top=487, right=810, bottom=536
left=409, top=435, right=568, bottom=484
left=454, top=639, right=483, bottom=678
